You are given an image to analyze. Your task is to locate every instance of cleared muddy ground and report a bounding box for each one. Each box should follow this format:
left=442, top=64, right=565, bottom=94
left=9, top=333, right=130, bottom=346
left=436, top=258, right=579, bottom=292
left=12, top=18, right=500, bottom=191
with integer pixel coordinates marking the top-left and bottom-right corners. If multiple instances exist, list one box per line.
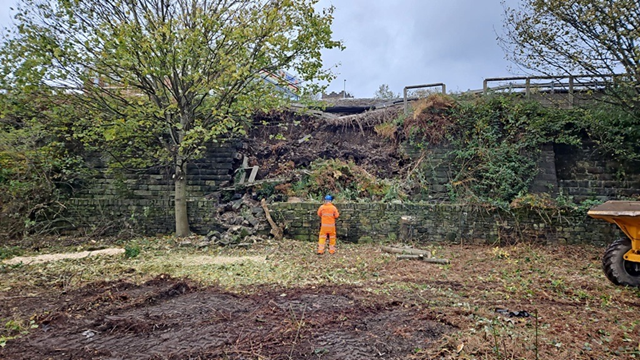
left=1, top=239, right=640, bottom=359
left=1, top=276, right=450, bottom=359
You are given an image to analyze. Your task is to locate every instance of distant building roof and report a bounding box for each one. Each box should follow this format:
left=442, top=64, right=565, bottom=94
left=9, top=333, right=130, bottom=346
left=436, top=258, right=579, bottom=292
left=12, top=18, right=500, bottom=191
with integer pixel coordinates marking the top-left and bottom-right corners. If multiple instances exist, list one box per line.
left=322, top=90, right=353, bottom=99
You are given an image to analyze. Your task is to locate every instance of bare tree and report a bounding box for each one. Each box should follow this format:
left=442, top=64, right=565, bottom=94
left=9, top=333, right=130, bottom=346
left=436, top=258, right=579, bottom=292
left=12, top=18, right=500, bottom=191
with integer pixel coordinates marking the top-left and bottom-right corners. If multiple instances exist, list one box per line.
left=500, top=0, right=640, bottom=108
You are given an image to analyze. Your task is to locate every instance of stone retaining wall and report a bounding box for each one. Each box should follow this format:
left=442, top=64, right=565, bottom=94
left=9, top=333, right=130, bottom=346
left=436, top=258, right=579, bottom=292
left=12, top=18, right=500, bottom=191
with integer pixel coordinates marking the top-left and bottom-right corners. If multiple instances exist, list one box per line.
left=269, top=202, right=619, bottom=246
left=77, top=141, right=240, bottom=201
left=401, top=142, right=640, bottom=202
left=555, top=143, right=640, bottom=201
left=61, top=128, right=639, bottom=243
left=63, top=199, right=620, bottom=246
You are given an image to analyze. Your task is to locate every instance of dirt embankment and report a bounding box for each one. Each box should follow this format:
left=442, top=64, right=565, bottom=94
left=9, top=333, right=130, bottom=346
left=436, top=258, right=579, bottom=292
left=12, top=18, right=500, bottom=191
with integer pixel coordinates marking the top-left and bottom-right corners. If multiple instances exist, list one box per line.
left=244, top=107, right=408, bottom=182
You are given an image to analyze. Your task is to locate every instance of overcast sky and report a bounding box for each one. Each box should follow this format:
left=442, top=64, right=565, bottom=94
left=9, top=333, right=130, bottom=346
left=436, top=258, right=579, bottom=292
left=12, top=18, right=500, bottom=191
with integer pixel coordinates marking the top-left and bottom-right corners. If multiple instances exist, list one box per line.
left=0, top=1, right=12, bottom=31
left=0, top=0, right=523, bottom=97
left=318, top=0, right=523, bottom=97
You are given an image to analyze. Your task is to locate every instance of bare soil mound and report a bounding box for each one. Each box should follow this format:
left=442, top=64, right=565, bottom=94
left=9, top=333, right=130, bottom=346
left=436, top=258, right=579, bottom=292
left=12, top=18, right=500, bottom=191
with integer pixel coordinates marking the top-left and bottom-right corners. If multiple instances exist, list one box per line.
left=245, top=109, right=407, bottom=181
left=1, top=275, right=453, bottom=359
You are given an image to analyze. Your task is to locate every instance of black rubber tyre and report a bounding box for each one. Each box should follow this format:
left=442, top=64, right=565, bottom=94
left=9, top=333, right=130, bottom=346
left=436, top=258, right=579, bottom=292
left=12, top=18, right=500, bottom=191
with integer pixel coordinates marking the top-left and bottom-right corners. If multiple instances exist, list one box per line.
left=602, top=238, right=640, bottom=287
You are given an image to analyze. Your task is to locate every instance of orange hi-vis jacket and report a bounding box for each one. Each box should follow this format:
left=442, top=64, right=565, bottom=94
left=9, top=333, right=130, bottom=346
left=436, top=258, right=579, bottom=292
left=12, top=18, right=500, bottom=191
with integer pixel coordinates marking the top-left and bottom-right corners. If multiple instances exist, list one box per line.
left=318, top=202, right=340, bottom=226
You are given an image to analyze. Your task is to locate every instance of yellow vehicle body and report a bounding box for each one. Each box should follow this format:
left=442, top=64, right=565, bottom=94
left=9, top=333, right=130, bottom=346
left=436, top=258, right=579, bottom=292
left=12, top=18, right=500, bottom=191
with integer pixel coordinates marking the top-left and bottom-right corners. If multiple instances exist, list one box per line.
left=589, top=201, right=640, bottom=286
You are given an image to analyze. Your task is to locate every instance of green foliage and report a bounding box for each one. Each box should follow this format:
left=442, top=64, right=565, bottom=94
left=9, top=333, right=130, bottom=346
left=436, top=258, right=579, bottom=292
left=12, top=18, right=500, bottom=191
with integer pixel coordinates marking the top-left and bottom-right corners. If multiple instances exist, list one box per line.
left=282, top=159, right=394, bottom=201
left=443, top=96, right=580, bottom=203
left=1, top=0, right=343, bottom=236
left=0, top=318, right=38, bottom=348
left=432, top=96, right=581, bottom=205
left=124, top=244, right=141, bottom=259
left=0, top=90, right=89, bottom=239
left=0, top=246, right=23, bottom=260
left=386, top=93, right=636, bottom=207
left=580, top=103, right=640, bottom=161
left=256, top=182, right=276, bottom=200
left=500, top=0, right=640, bottom=114
left=373, top=84, right=398, bottom=100
left=508, top=192, right=604, bottom=219
left=1, top=0, right=343, bottom=164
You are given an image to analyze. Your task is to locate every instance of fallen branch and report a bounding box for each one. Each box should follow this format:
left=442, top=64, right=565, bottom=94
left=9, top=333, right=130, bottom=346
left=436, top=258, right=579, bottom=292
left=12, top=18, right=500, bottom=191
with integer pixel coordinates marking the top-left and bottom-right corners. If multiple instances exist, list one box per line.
left=261, top=199, right=283, bottom=240
left=396, top=254, right=450, bottom=264
left=324, top=105, right=403, bottom=129
left=381, top=245, right=430, bottom=256
left=228, top=242, right=252, bottom=248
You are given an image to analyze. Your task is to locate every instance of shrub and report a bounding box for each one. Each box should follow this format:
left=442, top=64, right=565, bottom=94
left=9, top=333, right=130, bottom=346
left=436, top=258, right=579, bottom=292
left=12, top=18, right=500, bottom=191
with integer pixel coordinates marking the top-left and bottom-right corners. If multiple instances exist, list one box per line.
left=124, top=244, right=141, bottom=259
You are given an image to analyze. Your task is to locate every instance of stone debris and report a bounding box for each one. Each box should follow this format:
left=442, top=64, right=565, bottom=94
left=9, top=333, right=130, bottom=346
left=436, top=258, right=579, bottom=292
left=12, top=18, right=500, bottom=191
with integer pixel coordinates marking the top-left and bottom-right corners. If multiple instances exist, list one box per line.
left=202, top=194, right=271, bottom=247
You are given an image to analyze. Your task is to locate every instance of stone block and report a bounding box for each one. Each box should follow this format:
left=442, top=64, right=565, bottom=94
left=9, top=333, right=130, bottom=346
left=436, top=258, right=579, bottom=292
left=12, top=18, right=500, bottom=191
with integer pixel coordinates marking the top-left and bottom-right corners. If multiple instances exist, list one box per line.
left=133, top=190, right=153, bottom=197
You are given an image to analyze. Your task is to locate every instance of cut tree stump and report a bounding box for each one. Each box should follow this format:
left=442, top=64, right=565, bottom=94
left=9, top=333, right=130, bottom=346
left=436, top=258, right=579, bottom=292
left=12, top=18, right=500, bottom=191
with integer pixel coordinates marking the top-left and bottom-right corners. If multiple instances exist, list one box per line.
left=399, top=216, right=417, bottom=242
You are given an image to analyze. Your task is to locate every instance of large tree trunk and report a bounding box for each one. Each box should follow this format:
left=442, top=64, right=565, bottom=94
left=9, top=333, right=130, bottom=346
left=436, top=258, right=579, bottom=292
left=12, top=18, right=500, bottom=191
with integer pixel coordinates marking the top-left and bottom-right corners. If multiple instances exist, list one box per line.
left=174, top=160, right=190, bottom=237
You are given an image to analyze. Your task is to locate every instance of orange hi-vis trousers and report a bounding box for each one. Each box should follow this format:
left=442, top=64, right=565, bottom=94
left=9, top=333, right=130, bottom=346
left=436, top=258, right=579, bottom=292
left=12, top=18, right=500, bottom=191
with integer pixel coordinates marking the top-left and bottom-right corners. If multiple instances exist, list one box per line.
left=318, top=224, right=336, bottom=254
left=317, top=202, right=339, bottom=254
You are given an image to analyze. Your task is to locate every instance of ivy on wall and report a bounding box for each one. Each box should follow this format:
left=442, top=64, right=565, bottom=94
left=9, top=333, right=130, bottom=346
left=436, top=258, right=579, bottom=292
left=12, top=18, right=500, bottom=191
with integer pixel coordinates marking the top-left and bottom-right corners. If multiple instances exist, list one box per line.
left=442, top=95, right=584, bottom=205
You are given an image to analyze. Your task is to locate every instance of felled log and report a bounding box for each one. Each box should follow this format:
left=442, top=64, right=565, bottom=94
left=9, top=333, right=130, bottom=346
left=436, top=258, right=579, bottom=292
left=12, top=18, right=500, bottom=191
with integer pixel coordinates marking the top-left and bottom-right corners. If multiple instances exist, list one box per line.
left=229, top=242, right=252, bottom=248
left=261, top=199, right=283, bottom=240
left=381, top=245, right=430, bottom=256
left=396, top=254, right=450, bottom=264
left=324, top=106, right=403, bottom=129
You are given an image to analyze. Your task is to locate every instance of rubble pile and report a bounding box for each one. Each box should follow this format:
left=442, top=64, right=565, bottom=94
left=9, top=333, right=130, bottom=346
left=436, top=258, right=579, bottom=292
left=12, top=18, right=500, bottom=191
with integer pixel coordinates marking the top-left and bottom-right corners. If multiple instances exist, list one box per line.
left=208, top=194, right=272, bottom=246
left=181, top=194, right=273, bottom=248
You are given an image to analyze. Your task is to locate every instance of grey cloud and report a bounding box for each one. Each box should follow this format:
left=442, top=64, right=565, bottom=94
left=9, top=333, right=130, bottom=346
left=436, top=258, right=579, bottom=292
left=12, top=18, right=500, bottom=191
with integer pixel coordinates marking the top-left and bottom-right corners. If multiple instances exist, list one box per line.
left=0, top=0, right=520, bottom=96
left=319, top=0, right=521, bottom=96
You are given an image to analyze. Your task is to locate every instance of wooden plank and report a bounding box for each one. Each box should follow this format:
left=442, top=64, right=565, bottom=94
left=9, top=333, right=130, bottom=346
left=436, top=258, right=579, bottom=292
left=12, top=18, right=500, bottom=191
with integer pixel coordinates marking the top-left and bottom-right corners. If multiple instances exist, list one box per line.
left=247, top=166, right=259, bottom=183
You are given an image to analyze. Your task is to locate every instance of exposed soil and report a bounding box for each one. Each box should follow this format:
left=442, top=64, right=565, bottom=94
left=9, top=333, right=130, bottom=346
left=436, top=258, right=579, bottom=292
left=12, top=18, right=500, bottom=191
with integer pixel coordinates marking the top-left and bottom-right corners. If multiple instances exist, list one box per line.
left=245, top=109, right=407, bottom=181
left=2, top=241, right=640, bottom=359
left=0, top=275, right=452, bottom=359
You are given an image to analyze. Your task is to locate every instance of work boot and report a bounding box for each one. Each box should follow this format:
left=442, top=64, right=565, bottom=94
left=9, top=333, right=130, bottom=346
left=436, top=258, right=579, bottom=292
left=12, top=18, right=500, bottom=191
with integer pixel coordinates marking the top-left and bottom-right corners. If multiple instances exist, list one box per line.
left=329, top=245, right=336, bottom=254
left=329, top=249, right=336, bottom=254
left=317, top=244, right=325, bottom=255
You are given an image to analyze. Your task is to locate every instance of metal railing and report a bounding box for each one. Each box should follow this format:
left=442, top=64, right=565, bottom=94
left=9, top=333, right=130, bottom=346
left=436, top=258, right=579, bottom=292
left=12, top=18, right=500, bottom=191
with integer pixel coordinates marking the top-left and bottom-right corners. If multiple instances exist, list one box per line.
left=481, top=74, right=626, bottom=98
left=403, top=83, right=446, bottom=115
left=400, top=74, right=627, bottom=112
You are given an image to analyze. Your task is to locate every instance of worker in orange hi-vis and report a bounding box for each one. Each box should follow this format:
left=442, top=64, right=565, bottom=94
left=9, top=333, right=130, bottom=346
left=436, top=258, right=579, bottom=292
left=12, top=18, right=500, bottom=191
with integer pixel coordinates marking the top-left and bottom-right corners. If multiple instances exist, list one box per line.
left=317, top=194, right=340, bottom=255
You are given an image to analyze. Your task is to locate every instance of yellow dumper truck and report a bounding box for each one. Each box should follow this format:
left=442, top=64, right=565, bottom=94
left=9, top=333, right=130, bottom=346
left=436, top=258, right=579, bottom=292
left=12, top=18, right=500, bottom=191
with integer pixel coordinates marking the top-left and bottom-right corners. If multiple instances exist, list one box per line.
left=589, top=201, right=640, bottom=287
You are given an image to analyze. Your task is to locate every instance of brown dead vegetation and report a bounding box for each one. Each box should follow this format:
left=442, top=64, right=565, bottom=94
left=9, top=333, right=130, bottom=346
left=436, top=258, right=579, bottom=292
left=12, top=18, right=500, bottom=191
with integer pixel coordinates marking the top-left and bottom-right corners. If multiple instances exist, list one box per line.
left=403, top=94, right=456, bottom=145
left=246, top=106, right=407, bottom=182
